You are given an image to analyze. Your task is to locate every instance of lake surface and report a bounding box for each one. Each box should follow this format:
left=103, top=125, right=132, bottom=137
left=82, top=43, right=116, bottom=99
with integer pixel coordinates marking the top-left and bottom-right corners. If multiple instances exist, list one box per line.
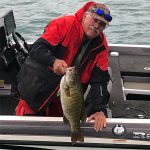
left=0, top=0, right=150, bottom=45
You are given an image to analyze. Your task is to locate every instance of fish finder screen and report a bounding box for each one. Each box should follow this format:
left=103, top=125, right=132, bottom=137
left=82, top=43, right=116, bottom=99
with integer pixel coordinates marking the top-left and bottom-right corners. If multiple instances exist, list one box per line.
left=0, top=20, right=7, bottom=53
left=4, top=10, right=16, bottom=36
left=0, top=10, right=16, bottom=54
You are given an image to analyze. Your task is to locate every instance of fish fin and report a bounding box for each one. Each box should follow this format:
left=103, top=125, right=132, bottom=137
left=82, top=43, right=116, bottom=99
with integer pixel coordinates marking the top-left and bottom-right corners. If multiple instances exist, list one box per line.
left=57, top=89, right=60, bottom=97
left=63, top=115, right=69, bottom=124
left=81, top=115, right=87, bottom=123
left=71, top=131, right=84, bottom=143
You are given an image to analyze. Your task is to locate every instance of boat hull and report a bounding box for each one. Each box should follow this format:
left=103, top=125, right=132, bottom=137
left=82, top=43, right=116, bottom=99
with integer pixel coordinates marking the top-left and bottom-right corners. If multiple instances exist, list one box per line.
left=0, top=116, right=150, bottom=148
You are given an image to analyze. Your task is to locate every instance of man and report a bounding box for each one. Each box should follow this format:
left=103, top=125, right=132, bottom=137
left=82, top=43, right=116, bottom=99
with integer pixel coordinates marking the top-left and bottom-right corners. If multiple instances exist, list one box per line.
left=16, top=1, right=112, bottom=132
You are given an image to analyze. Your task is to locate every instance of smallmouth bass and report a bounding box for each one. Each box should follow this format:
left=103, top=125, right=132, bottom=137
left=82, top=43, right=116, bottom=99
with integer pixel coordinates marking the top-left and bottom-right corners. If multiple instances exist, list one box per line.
left=59, top=66, right=87, bottom=143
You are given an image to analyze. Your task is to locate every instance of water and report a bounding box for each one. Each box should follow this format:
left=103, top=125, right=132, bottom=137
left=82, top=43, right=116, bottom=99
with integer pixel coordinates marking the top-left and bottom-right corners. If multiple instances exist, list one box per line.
left=0, top=0, right=150, bottom=45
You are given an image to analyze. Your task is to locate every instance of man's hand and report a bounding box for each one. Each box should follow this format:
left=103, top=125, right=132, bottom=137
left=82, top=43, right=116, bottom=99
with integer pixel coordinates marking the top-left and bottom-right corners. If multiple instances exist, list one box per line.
left=53, top=59, right=68, bottom=75
left=87, top=112, right=106, bottom=132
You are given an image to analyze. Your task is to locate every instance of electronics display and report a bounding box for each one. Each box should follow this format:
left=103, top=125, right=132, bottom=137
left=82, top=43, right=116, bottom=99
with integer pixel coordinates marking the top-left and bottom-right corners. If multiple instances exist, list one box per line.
left=4, top=10, right=16, bottom=36
left=0, top=10, right=16, bottom=54
left=0, top=21, right=7, bottom=53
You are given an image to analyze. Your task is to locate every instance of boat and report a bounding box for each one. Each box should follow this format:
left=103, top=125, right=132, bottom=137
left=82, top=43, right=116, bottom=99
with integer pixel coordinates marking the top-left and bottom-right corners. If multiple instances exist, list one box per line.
left=0, top=10, right=150, bottom=149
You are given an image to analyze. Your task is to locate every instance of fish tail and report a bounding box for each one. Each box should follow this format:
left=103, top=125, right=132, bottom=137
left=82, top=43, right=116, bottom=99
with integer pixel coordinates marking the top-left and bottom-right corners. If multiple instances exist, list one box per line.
left=71, top=131, right=84, bottom=143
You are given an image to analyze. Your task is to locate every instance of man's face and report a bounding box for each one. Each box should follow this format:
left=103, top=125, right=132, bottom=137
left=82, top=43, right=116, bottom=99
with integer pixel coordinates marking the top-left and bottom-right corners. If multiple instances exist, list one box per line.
left=82, top=13, right=106, bottom=39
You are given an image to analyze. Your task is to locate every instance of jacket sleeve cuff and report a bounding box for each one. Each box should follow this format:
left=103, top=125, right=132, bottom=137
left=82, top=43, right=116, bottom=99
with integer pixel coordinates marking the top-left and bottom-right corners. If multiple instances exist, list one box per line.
left=48, top=56, right=57, bottom=67
left=93, top=105, right=105, bottom=112
left=93, top=105, right=108, bottom=115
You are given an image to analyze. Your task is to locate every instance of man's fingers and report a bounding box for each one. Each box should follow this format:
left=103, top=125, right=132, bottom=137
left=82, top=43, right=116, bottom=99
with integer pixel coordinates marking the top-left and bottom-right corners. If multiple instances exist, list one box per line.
left=53, top=59, right=68, bottom=75
left=103, top=118, right=107, bottom=127
left=95, top=117, right=102, bottom=132
left=86, top=112, right=107, bottom=132
left=86, top=114, right=93, bottom=122
left=94, top=118, right=99, bottom=131
left=96, top=120, right=103, bottom=131
left=62, top=61, right=68, bottom=68
left=93, top=113, right=107, bottom=132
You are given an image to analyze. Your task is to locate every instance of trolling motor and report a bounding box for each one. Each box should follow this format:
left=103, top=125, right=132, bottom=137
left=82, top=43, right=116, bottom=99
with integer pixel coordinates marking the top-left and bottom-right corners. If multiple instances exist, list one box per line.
left=0, top=10, right=29, bottom=71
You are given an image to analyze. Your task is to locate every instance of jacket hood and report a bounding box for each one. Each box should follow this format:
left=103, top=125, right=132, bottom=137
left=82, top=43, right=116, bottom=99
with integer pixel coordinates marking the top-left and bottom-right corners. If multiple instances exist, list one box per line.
left=75, top=1, right=95, bottom=22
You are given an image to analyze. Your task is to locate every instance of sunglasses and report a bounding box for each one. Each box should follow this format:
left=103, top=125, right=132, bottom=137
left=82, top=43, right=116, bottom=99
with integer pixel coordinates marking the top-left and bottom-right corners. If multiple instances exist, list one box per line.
left=93, top=9, right=112, bottom=22
left=89, top=15, right=106, bottom=27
